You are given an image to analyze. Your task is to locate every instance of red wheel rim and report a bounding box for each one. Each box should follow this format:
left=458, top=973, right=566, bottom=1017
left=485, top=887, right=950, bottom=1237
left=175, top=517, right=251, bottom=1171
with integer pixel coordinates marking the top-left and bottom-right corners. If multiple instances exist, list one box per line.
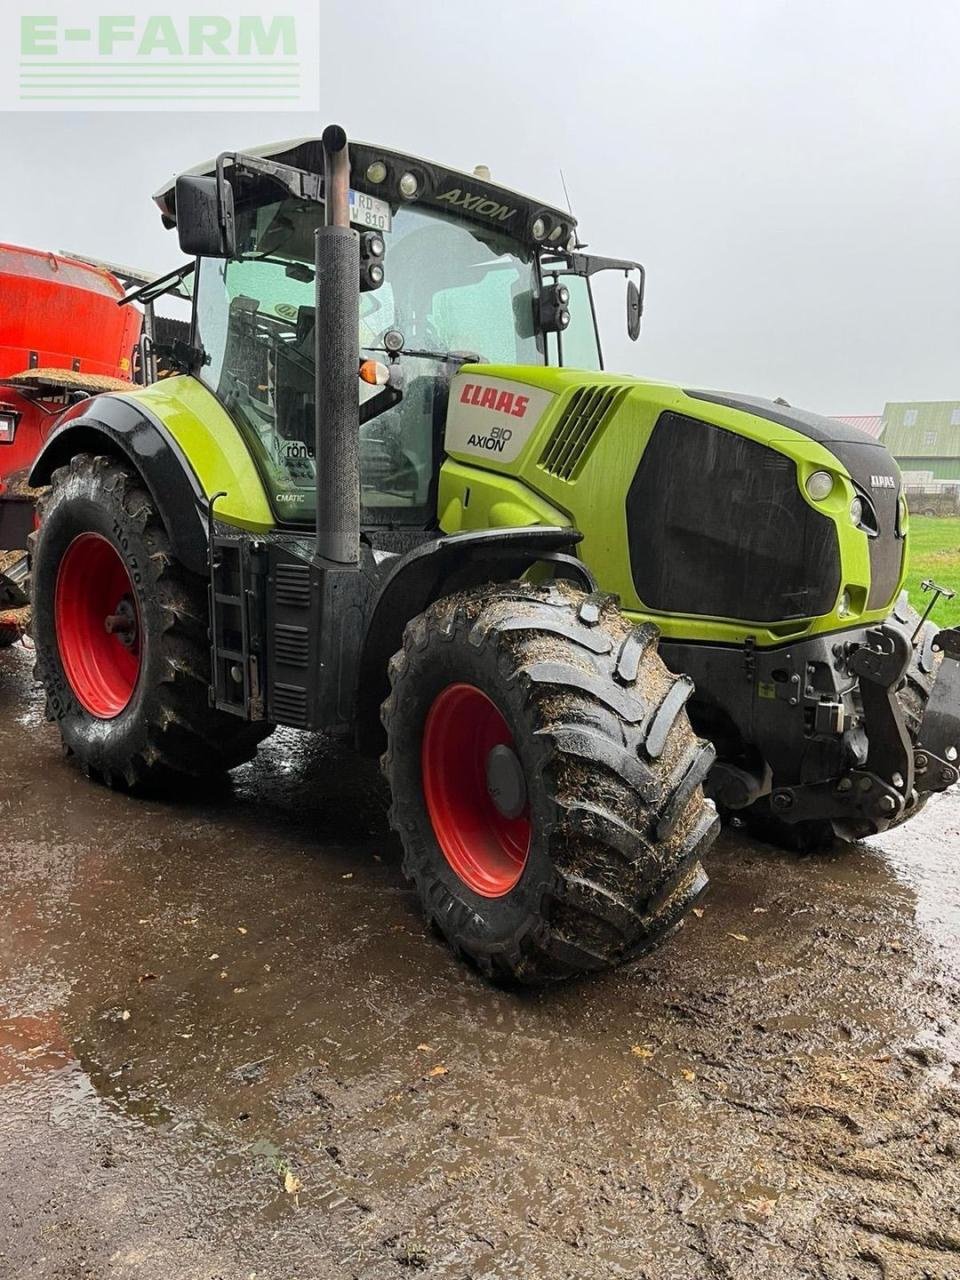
left=54, top=533, right=141, bottom=719
left=421, top=683, right=531, bottom=898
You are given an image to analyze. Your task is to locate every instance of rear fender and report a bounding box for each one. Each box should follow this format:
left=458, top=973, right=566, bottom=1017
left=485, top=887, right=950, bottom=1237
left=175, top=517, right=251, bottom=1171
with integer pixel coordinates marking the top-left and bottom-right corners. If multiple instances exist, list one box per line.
left=354, top=526, right=592, bottom=754
left=28, top=394, right=208, bottom=576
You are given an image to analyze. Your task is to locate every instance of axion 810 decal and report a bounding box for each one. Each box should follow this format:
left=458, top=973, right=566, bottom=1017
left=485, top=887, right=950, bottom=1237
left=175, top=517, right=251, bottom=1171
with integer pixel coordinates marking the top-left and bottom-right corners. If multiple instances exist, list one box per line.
left=445, top=374, right=555, bottom=465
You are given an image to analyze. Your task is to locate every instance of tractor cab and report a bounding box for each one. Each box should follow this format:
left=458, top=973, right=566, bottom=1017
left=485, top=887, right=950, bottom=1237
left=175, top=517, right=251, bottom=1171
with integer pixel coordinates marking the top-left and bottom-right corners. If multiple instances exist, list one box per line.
left=153, top=138, right=643, bottom=529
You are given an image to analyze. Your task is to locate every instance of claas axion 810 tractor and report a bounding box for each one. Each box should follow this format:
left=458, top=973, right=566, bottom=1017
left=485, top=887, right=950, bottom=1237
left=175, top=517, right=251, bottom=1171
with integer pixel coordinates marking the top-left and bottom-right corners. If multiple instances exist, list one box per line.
left=27, top=126, right=960, bottom=982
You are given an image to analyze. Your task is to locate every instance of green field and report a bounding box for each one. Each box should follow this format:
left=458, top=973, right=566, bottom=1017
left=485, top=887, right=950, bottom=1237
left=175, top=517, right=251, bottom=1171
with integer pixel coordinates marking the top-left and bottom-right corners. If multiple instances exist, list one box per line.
left=904, top=516, right=960, bottom=629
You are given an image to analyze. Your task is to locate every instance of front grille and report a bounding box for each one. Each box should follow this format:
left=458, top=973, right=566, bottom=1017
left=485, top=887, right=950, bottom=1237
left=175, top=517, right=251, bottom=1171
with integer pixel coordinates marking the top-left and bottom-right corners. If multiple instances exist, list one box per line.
left=626, top=412, right=840, bottom=622
left=538, top=386, right=618, bottom=480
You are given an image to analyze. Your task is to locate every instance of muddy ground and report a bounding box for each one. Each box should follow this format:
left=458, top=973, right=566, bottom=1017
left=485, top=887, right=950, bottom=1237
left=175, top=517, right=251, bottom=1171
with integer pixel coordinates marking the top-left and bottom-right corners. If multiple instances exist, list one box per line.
left=1, top=640, right=958, bottom=1280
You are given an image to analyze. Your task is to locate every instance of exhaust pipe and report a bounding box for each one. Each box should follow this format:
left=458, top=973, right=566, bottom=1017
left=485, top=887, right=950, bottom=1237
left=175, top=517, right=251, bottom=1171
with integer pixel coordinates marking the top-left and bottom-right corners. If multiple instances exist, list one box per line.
left=313, top=124, right=360, bottom=566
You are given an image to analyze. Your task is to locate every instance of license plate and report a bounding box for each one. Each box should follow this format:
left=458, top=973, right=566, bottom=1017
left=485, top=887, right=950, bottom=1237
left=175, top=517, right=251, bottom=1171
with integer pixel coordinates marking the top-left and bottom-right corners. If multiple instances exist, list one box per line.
left=350, top=189, right=392, bottom=233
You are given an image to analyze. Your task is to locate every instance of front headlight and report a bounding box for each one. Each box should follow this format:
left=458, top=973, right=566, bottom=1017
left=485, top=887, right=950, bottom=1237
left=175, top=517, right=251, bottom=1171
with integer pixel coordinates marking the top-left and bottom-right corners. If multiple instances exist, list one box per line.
left=849, top=496, right=864, bottom=526
left=805, top=470, right=834, bottom=501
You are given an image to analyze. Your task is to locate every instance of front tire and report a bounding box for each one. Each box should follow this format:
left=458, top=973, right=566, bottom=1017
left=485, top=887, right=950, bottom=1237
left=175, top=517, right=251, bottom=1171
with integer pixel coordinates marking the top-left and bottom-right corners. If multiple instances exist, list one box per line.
left=31, top=453, right=270, bottom=789
left=381, top=582, right=719, bottom=983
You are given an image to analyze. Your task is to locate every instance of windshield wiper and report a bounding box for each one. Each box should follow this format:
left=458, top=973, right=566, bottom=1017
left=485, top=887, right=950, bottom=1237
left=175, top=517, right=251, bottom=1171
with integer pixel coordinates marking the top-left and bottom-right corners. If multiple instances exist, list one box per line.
left=363, top=346, right=483, bottom=365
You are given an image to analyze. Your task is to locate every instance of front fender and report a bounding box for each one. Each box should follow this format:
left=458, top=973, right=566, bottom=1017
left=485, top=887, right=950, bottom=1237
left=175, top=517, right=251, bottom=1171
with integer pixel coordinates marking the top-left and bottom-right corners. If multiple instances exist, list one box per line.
left=354, top=525, right=592, bottom=754
left=29, top=394, right=209, bottom=576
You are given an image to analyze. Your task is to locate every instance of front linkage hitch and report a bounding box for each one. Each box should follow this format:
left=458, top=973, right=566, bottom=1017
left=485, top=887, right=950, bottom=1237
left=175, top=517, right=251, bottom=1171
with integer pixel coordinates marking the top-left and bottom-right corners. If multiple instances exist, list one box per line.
left=768, top=622, right=960, bottom=835
left=915, top=625, right=960, bottom=795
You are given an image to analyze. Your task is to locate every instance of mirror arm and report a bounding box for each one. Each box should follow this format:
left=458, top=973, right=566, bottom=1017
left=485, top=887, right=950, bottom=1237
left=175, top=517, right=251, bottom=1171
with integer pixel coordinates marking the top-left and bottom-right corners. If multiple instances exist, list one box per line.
left=215, top=151, right=324, bottom=209
left=550, top=252, right=644, bottom=278
left=120, top=260, right=195, bottom=307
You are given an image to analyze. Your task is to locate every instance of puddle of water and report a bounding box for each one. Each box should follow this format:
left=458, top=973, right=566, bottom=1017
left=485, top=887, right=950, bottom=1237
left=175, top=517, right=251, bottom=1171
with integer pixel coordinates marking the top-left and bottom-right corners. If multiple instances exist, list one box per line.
left=2, top=646, right=958, bottom=1276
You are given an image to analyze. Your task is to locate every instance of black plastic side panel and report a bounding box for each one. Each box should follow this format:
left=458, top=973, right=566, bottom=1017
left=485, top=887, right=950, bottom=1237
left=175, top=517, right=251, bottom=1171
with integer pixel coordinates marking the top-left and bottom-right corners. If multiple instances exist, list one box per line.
left=265, top=551, right=317, bottom=729
left=29, top=394, right=209, bottom=576
left=627, top=412, right=840, bottom=623
left=825, top=439, right=904, bottom=612
left=262, top=540, right=371, bottom=733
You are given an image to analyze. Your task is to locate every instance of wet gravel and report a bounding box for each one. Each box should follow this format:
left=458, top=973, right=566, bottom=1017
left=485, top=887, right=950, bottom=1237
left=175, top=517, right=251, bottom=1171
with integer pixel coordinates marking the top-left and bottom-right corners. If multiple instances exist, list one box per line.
left=1, top=639, right=958, bottom=1279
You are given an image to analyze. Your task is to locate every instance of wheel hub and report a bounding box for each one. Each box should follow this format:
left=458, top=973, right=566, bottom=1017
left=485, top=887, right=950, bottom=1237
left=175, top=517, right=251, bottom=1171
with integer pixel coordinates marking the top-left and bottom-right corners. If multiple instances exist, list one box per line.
left=485, top=743, right=527, bottom=820
left=105, top=598, right=138, bottom=648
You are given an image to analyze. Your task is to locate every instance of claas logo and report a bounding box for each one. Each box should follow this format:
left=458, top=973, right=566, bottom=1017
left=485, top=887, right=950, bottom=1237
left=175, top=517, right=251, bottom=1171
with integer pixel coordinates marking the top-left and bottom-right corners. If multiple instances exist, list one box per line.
left=460, top=382, right=530, bottom=419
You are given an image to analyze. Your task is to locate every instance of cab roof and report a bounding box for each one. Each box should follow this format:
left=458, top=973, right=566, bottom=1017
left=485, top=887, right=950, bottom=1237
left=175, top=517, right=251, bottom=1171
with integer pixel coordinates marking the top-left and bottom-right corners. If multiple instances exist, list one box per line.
left=153, top=135, right=577, bottom=251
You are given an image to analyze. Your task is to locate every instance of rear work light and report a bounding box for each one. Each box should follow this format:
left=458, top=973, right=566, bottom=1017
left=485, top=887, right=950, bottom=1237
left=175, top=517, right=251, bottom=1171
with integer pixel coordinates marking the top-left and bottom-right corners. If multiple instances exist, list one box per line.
left=0, top=411, right=19, bottom=443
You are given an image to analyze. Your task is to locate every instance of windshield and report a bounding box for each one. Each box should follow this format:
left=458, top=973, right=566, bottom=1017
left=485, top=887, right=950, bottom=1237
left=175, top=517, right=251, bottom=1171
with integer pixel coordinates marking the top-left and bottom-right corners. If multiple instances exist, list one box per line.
left=194, top=196, right=599, bottom=525
left=361, top=205, right=539, bottom=363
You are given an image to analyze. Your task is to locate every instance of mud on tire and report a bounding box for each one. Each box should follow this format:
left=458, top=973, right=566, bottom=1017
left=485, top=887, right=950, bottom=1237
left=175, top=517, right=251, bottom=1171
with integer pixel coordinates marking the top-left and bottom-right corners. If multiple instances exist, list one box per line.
left=31, top=452, right=270, bottom=789
left=381, top=581, right=719, bottom=983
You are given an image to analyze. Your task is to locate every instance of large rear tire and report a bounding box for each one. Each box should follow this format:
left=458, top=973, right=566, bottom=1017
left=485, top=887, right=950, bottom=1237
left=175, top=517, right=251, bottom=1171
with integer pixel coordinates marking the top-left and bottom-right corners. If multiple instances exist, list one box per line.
left=31, top=453, right=270, bottom=789
left=381, top=582, right=719, bottom=983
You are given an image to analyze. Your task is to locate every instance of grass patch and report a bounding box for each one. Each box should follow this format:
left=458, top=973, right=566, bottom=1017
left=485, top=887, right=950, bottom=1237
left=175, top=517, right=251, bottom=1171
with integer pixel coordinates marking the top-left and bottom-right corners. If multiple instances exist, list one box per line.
left=905, top=517, right=960, bottom=628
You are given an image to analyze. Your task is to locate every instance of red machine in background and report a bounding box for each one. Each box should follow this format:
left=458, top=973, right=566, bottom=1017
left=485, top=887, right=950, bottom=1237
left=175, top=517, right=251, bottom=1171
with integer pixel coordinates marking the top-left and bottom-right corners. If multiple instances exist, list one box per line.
left=0, top=245, right=144, bottom=643
left=0, top=244, right=141, bottom=481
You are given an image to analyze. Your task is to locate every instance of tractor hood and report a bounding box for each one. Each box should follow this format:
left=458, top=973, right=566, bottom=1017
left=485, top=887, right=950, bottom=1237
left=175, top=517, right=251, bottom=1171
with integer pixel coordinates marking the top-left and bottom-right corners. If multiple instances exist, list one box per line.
left=439, top=366, right=908, bottom=646
left=683, top=390, right=883, bottom=448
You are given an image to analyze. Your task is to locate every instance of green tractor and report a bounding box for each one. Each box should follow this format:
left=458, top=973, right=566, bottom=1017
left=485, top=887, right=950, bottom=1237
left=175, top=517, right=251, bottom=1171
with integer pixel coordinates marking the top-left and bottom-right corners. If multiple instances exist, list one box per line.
left=28, top=126, right=960, bottom=982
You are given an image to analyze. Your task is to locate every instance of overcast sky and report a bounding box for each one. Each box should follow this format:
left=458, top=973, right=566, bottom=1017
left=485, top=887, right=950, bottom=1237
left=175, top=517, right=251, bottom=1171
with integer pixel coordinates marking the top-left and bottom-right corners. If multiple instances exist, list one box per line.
left=4, top=0, right=958, bottom=413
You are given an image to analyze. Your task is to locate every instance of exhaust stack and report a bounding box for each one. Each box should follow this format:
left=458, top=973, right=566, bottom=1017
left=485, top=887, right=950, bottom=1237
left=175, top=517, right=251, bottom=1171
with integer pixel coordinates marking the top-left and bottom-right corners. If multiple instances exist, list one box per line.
left=313, top=124, right=360, bottom=566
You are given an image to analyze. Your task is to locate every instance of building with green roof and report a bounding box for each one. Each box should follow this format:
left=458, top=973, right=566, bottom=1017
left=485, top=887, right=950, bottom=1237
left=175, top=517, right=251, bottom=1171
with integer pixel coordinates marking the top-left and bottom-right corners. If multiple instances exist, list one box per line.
left=882, top=400, right=960, bottom=482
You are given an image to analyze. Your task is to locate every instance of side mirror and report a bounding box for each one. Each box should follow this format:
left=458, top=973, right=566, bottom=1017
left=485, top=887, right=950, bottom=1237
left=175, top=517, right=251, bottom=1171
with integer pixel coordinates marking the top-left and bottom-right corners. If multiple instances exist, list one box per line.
left=627, top=278, right=643, bottom=341
left=175, top=174, right=236, bottom=259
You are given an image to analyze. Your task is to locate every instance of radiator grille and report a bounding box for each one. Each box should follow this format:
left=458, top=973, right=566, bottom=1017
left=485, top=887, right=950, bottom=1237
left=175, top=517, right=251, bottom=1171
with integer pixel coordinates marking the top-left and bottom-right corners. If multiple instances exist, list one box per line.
left=538, top=386, right=618, bottom=480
